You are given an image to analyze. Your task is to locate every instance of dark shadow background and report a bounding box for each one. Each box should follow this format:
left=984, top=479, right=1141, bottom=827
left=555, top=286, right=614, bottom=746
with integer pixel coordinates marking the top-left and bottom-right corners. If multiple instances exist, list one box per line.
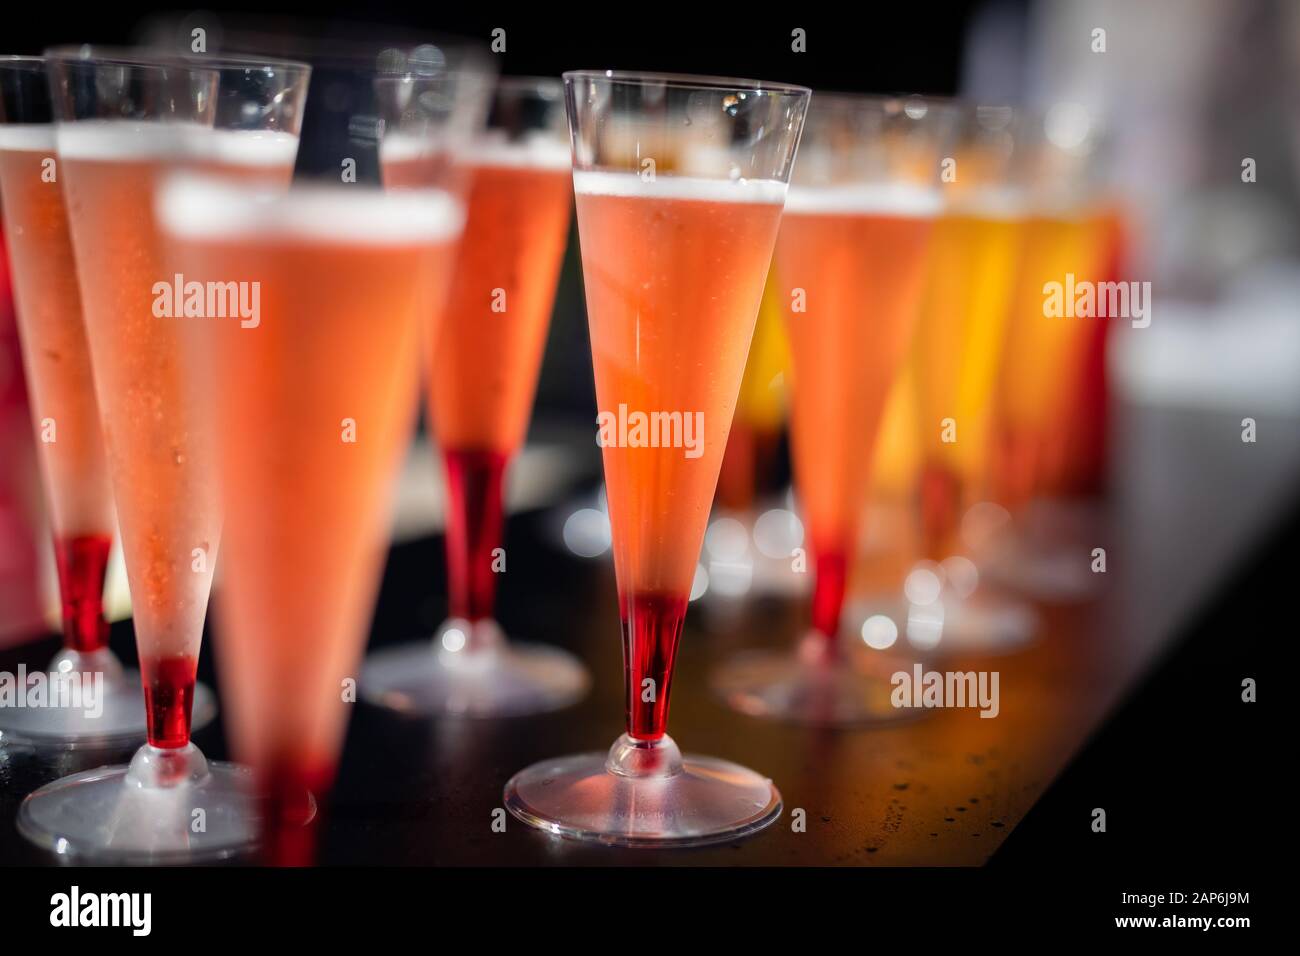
left=5, top=5, right=984, bottom=91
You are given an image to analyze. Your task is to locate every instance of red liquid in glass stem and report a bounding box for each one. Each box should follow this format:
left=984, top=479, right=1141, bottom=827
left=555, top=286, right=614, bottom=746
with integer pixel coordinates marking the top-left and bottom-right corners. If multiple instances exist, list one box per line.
left=53, top=533, right=112, bottom=653
left=261, top=760, right=334, bottom=867
left=442, top=448, right=508, bottom=622
left=919, top=464, right=962, bottom=558
left=620, top=591, right=688, bottom=740
left=140, top=654, right=198, bottom=749
left=1069, top=217, right=1127, bottom=496
left=810, top=548, right=848, bottom=642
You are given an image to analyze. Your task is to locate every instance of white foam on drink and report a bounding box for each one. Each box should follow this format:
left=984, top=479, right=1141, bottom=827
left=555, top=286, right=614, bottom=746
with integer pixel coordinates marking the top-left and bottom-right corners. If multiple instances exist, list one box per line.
left=380, top=132, right=571, bottom=172
left=573, top=170, right=787, bottom=205
left=951, top=186, right=1027, bottom=221
left=56, top=120, right=211, bottom=160
left=462, top=133, right=571, bottom=171
left=157, top=175, right=465, bottom=246
left=784, top=182, right=942, bottom=218
left=201, top=129, right=300, bottom=168
left=0, top=124, right=57, bottom=151
left=56, top=121, right=298, bottom=167
left=378, top=132, right=448, bottom=164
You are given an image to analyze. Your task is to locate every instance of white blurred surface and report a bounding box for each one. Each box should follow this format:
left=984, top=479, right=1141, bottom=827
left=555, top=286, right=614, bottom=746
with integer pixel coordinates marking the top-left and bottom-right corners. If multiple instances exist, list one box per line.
left=1111, top=262, right=1300, bottom=413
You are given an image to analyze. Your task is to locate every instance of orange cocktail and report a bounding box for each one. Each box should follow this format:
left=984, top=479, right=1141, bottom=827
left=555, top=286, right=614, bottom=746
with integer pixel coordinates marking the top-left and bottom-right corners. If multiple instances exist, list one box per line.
left=0, top=124, right=114, bottom=654
left=164, top=179, right=462, bottom=864
left=61, top=122, right=298, bottom=747
left=780, top=183, right=938, bottom=641
left=365, top=77, right=588, bottom=718
left=503, top=72, right=807, bottom=847
left=579, top=171, right=785, bottom=736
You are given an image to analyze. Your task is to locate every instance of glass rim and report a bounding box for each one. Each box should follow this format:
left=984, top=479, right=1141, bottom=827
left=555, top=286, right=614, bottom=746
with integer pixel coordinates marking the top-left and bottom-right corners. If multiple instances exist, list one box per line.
left=43, top=44, right=310, bottom=77
left=562, top=69, right=810, bottom=96
left=0, top=55, right=46, bottom=70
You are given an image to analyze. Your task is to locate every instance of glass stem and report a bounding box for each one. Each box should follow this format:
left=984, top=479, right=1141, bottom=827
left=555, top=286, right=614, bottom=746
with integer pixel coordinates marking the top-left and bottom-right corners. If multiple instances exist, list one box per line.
left=443, top=448, right=508, bottom=622
left=53, top=533, right=112, bottom=653
left=920, top=463, right=963, bottom=559
left=620, top=591, right=688, bottom=740
left=262, top=761, right=332, bottom=867
left=993, top=428, right=1038, bottom=512
left=810, top=547, right=848, bottom=642
left=140, top=654, right=198, bottom=749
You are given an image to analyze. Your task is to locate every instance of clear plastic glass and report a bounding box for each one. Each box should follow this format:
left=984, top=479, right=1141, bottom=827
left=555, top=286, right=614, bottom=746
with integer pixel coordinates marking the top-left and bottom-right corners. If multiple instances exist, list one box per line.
left=709, top=93, right=958, bottom=724
left=977, top=499, right=1108, bottom=604
left=361, top=76, right=589, bottom=717
left=503, top=70, right=809, bottom=846
left=16, top=46, right=309, bottom=862
left=0, top=56, right=155, bottom=749
left=851, top=103, right=1042, bottom=658
left=982, top=103, right=1114, bottom=606
left=158, top=39, right=491, bottom=865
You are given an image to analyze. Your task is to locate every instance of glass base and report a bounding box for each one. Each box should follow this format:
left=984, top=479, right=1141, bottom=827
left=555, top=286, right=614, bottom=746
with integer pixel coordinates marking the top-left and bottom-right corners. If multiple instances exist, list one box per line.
left=979, top=498, right=1104, bottom=603
left=982, top=541, right=1098, bottom=602
left=360, top=618, right=590, bottom=717
left=711, top=631, right=927, bottom=726
left=0, top=648, right=215, bottom=751
left=17, top=742, right=257, bottom=864
left=503, top=733, right=782, bottom=847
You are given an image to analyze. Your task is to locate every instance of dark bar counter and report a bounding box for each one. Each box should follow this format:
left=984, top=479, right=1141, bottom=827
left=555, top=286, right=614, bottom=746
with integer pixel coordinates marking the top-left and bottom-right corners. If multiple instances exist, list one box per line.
left=1, top=400, right=1295, bottom=866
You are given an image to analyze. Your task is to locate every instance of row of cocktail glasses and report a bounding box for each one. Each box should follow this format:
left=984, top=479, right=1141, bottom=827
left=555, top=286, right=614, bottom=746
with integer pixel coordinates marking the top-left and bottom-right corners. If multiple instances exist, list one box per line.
left=0, top=44, right=1111, bottom=860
